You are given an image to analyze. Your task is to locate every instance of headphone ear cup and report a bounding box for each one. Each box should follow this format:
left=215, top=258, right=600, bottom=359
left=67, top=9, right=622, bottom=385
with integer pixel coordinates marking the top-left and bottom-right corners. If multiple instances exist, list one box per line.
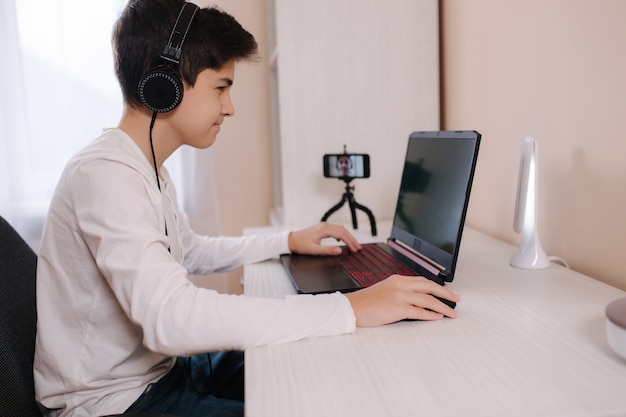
left=138, top=66, right=184, bottom=113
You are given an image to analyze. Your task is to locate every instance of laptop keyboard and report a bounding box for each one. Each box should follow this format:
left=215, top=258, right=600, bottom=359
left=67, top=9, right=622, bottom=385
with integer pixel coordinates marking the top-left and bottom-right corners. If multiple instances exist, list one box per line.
left=331, top=244, right=415, bottom=287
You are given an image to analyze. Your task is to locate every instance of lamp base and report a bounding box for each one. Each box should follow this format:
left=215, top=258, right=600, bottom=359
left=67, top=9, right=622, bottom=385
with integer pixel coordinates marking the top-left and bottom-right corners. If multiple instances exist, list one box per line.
left=511, top=231, right=550, bottom=269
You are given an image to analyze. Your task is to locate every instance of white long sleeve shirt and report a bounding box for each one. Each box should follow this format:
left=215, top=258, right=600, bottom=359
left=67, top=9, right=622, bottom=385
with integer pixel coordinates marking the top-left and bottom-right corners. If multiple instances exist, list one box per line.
left=34, top=128, right=356, bottom=417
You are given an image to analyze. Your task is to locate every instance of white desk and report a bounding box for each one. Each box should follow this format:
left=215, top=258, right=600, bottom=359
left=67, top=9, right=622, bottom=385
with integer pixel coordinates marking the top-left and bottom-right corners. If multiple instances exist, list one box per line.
left=243, top=225, right=626, bottom=417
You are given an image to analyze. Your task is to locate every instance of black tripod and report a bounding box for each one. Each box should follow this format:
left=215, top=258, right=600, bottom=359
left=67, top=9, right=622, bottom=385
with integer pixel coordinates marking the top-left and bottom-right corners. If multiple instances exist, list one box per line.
left=321, top=178, right=377, bottom=236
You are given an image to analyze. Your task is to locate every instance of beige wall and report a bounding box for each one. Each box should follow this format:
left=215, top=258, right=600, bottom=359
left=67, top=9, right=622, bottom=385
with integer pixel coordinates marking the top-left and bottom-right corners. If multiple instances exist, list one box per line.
left=441, top=0, right=626, bottom=290
left=199, top=0, right=274, bottom=236
left=187, top=1, right=273, bottom=293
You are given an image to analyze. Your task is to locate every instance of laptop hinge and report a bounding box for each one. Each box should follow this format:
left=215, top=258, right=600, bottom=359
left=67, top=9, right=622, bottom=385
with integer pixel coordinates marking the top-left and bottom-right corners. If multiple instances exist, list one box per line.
left=387, top=238, right=446, bottom=277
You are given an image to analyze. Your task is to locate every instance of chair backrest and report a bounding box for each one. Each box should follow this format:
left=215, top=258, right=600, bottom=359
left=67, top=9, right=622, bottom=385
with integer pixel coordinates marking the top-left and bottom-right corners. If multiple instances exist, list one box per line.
left=0, top=216, right=43, bottom=417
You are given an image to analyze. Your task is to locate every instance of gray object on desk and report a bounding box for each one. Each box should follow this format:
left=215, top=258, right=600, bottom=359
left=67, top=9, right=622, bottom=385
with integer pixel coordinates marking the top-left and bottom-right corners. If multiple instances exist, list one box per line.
left=606, top=297, right=626, bottom=359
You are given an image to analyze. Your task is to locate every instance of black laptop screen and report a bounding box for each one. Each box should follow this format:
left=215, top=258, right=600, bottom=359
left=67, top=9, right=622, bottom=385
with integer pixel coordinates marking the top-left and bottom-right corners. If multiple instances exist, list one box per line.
left=391, top=131, right=480, bottom=276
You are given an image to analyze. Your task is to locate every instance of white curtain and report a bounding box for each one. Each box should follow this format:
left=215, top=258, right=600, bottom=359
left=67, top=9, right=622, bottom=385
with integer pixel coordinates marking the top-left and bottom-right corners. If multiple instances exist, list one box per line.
left=0, top=0, right=221, bottom=250
left=168, top=147, right=222, bottom=238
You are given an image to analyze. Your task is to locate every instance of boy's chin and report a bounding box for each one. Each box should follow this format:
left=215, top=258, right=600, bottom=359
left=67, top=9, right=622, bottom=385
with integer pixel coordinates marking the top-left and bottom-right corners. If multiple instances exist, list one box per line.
left=198, top=134, right=218, bottom=149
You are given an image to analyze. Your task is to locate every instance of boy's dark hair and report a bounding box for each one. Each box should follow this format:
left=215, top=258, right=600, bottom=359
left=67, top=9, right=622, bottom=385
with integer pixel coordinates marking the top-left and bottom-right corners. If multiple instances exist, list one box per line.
left=112, top=0, right=258, bottom=110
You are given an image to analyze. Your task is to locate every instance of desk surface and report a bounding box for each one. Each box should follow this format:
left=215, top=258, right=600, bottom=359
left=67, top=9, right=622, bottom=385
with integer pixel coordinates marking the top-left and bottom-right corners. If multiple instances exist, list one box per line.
left=243, top=224, right=626, bottom=417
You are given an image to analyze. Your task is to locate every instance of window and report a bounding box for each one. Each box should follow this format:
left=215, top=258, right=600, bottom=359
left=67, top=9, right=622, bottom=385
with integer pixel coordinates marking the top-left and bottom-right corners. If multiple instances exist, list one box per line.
left=0, top=0, right=125, bottom=246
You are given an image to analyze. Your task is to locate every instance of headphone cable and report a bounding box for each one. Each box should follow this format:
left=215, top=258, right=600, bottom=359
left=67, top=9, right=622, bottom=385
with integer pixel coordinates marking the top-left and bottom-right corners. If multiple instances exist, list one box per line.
left=148, top=112, right=170, bottom=244
left=149, top=111, right=162, bottom=191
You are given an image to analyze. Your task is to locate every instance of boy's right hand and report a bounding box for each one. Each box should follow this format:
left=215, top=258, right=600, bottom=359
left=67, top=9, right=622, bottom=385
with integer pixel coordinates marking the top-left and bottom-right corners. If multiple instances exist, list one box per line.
left=344, top=275, right=460, bottom=327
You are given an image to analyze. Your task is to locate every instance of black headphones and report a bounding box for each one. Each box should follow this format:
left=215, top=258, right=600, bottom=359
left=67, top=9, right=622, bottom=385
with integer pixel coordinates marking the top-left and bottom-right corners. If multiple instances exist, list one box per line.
left=138, top=2, right=199, bottom=113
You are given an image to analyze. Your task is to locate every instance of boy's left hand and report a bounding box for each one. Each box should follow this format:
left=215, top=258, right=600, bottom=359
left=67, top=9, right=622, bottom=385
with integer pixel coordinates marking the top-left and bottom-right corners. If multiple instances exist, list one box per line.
left=288, top=222, right=362, bottom=256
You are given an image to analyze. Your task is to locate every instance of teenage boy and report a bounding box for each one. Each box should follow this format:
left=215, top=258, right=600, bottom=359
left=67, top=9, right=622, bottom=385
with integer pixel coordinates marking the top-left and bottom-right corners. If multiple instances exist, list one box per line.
left=33, top=1, right=459, bottom=416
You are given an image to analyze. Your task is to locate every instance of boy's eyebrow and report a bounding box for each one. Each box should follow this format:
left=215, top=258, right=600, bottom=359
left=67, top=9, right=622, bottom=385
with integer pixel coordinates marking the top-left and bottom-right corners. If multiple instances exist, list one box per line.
left=219, top=77, right=234, bottom=86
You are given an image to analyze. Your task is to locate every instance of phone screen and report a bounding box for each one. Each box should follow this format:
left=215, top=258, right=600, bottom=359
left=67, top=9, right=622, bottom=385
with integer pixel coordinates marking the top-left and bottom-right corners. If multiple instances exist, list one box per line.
left=323, top=154, right=370, bottom=178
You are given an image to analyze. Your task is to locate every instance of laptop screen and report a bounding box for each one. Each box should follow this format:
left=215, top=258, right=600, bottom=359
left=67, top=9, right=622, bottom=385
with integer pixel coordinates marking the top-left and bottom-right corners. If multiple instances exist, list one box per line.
left=390, top=130, right=481, bottom=280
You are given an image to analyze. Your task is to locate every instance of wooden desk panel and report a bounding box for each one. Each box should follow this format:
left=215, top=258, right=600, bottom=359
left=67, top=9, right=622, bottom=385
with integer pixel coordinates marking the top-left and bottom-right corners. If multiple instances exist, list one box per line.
left=243, top=227, right=626, bottom=417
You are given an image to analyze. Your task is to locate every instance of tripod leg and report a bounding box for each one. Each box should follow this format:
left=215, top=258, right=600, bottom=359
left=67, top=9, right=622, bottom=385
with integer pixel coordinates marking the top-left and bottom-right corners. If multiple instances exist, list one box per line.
left=321, top=195, right=348, bottom=222
left=352, top=200, right=377, bottom=236
left=347, top=194, right=359, bottom=230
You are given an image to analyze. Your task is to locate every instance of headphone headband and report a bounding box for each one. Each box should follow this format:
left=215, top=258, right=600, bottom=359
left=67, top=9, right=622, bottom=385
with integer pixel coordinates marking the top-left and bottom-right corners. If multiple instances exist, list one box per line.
left=138, top=2, right=199, bottom=113
left=161, top=2, right=199, bottom=64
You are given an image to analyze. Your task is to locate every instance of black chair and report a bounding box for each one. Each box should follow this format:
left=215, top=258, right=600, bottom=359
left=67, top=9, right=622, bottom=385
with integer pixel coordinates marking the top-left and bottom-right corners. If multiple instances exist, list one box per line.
left=0, top=216, right=175, bottom=417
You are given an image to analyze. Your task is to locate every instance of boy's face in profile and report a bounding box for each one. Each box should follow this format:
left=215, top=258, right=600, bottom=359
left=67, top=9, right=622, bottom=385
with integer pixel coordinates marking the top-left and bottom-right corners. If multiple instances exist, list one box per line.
left=167, top=60, right=236, bottom=150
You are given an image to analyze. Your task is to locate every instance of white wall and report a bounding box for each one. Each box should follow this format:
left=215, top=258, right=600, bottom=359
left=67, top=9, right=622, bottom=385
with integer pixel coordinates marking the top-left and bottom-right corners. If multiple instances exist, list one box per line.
left=270, top=0, right=440, bottom=228
left=206, top=0, right=440, bottom=235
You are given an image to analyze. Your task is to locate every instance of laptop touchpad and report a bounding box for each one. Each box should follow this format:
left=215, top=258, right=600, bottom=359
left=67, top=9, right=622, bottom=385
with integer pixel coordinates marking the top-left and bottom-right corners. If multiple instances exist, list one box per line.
left=291, top=264, right=357, bottom=294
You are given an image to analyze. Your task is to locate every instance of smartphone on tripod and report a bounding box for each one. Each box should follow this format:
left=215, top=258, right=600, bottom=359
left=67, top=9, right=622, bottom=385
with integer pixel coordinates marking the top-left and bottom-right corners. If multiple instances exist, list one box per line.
left=323, top=154, right=370, bottom=179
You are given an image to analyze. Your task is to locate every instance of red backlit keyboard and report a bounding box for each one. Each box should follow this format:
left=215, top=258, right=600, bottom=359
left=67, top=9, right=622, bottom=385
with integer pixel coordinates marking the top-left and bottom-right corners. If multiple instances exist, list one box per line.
left=329, top=244, right=415, bottom=287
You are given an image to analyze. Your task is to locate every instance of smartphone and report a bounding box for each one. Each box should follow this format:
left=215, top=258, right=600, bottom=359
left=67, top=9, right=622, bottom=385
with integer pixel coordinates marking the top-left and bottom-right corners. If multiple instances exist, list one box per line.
left=323, top=153, right=370, bottom=179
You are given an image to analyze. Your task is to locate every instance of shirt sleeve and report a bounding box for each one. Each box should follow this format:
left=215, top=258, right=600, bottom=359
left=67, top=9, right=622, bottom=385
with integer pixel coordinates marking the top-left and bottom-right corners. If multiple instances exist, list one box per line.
left=71, top=158, right=355, bottom=355
left=178, top=209, right=292, bottom=274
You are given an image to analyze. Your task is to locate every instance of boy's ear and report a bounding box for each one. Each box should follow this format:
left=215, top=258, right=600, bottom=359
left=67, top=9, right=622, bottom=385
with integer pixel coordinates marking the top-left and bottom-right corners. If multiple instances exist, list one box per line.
left=137, top=2, right=198, bottom=113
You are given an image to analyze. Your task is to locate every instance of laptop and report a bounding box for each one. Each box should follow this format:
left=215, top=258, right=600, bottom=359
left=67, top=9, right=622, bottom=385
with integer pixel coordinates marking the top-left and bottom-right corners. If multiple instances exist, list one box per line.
left=280, top=130, right=481, bottom=298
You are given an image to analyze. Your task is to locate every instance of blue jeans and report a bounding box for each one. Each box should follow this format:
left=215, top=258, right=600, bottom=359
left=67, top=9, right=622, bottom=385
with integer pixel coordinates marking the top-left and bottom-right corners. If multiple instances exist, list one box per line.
left=125, top=351, right=244, bottom=417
